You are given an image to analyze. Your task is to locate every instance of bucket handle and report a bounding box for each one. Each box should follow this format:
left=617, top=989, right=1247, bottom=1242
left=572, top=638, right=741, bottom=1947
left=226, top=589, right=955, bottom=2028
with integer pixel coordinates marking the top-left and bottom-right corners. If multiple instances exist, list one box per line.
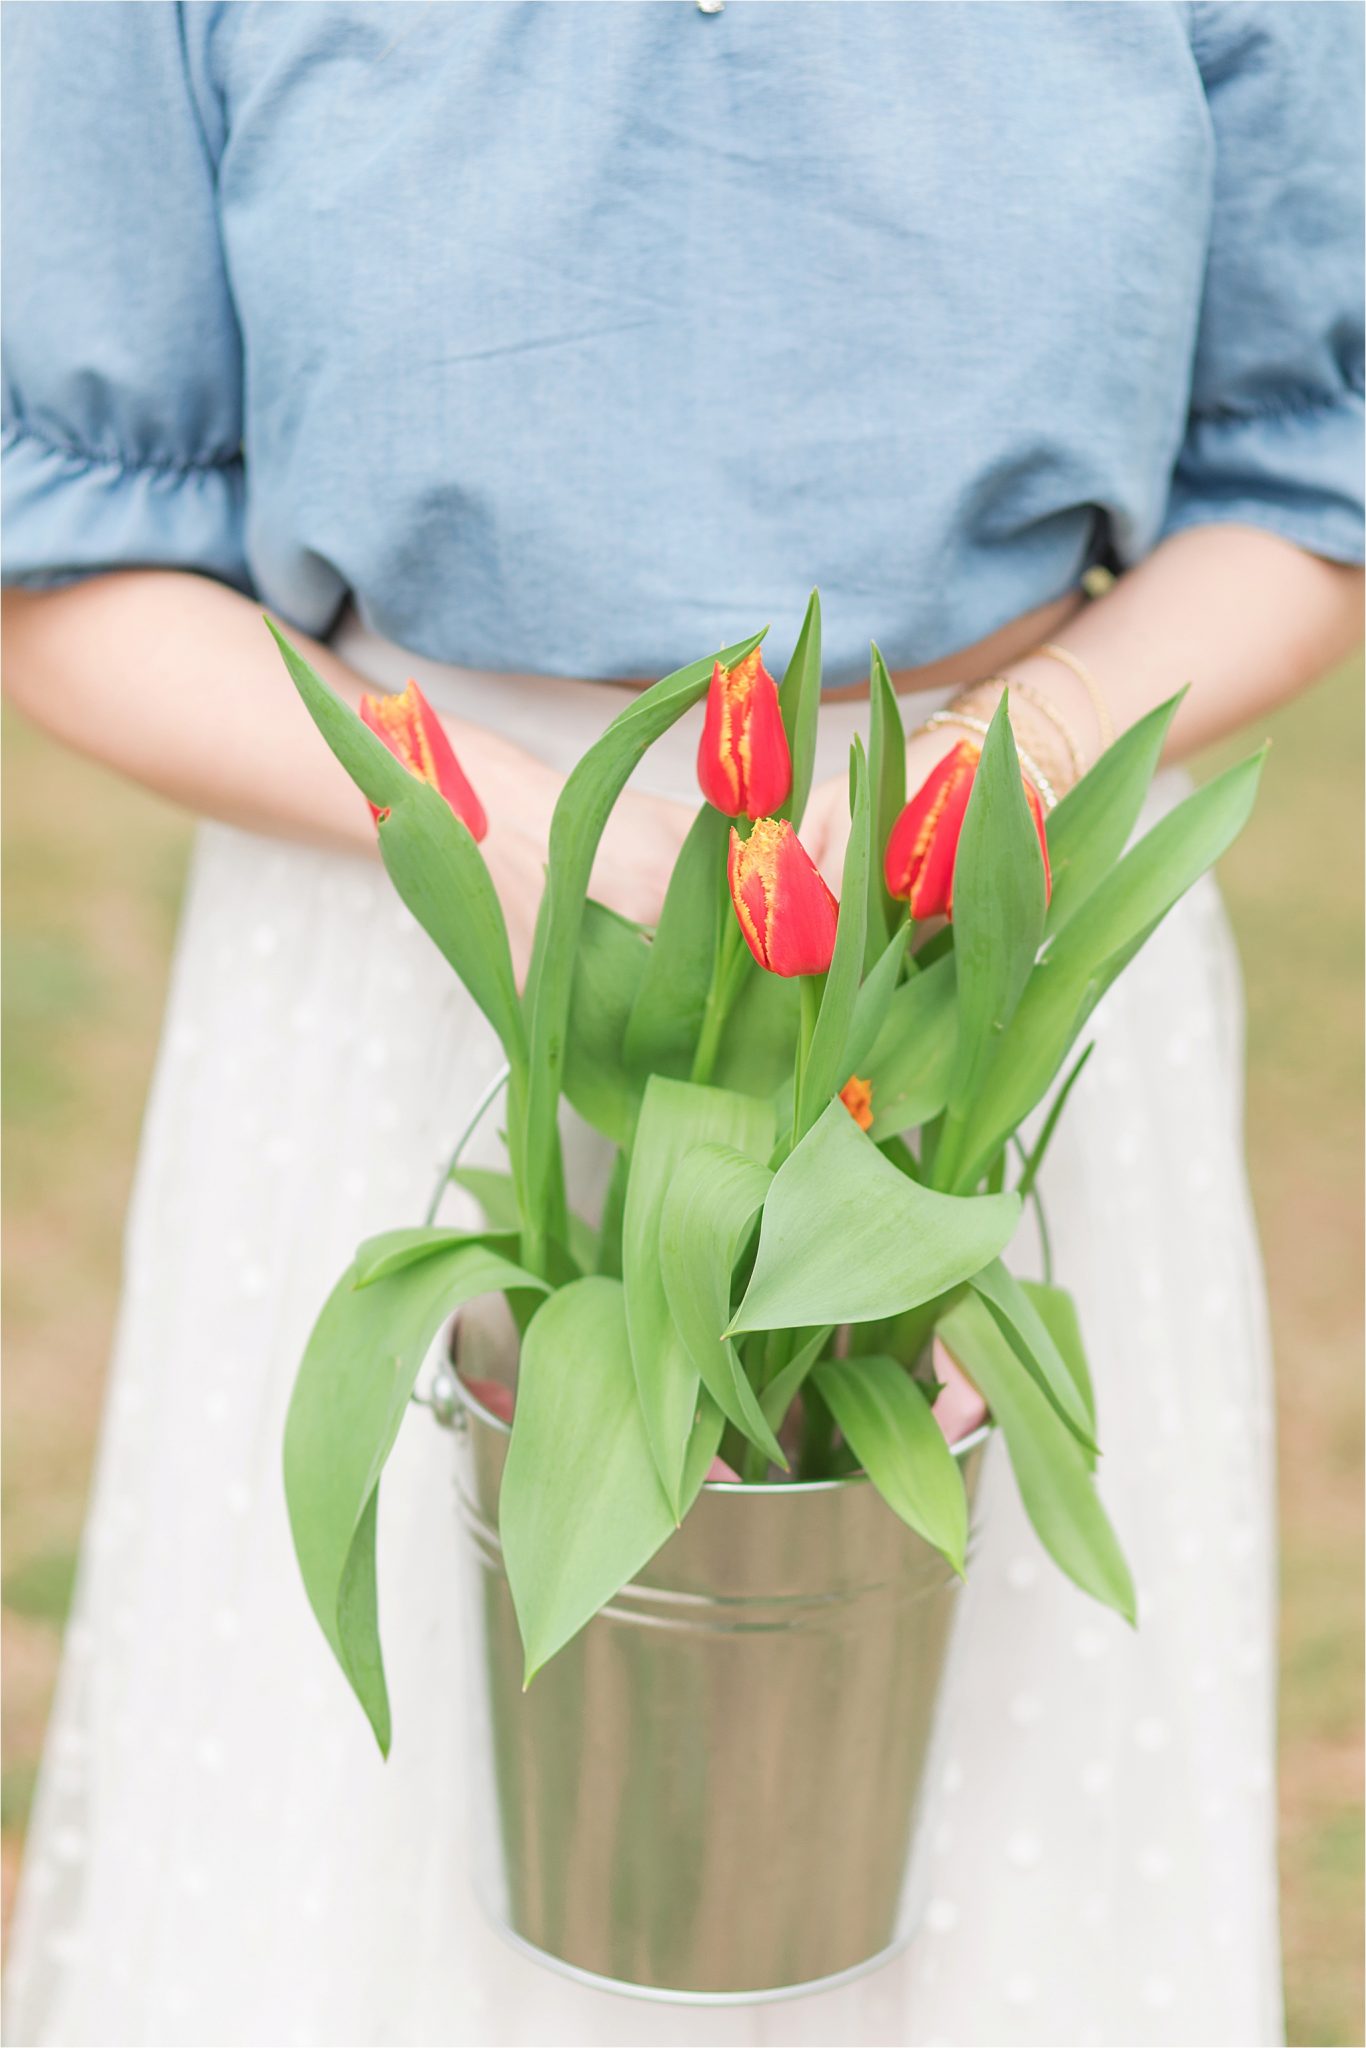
left=422, top=1062, right=513, bottom=1226
left=412, top=1060, right=512, bottom=1429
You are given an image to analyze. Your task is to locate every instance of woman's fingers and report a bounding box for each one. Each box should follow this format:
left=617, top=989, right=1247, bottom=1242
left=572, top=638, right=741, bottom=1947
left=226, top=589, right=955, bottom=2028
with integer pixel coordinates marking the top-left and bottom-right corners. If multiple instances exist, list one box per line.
left=930, top=1337, right=989, bottom=1445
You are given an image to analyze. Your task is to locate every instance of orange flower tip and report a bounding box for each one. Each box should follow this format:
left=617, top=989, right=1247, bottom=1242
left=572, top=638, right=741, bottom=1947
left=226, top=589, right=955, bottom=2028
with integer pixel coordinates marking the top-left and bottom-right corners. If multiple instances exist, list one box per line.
left=839, top=1075, right=875, bottom=1132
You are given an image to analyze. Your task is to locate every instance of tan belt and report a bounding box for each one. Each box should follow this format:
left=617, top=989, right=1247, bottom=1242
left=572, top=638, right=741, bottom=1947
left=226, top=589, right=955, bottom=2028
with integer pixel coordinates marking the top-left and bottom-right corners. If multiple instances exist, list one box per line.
left=612, top=587, right=1088, bottom=701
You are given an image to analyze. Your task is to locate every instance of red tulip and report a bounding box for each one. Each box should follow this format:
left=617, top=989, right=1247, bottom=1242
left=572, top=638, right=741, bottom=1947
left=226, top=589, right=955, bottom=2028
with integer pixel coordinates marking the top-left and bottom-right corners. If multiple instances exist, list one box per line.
left=359, top=680, right=488, bottom=841
left=728, top=818, right=838, bottom=977
left=697, top=650, right=792, bottom=818
left=884, top=739, right=1049, bottom=920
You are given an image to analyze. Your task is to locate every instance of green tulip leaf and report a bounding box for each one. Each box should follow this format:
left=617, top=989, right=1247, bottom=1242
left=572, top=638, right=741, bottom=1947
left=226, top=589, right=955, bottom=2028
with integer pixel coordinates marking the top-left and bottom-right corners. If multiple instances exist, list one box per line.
left=968, top=1258, right=1096, bottom=1453
left=813, top=1355, right=968, bottom=1574
left=500, top=1277, right=721, bottom=1683
left=867, top=644, right=907, bottom=959
left=728, top=1098, right=1020, bottom=1334
left=779, top=590, right=823, bottom=829
left=447, top=1167, right=521, bottom=1230
left=863, top=953, right=958, bottom=1140
left=758, top=1324, right=836, bottom=1430
left=844, top=923, right=912, bottom=1080
left=938, top=693, right=1047, bottom=1178
left=623, top=1077, right=776, bottom=1510
left=659, top=1142, right=785, bottom=1468
left=1021, top=1278, right=1097, bottom=1434
left=563, top=898, right=649, bottom=1143
left=267, top=622, right=525, bottom=1069
left=623, top=804, right=729, bottom=1080
left=449, top=1167, right=597, bottom=1274
left=948, top=746, right=1266, bottom=1188
left=1044, top=691, right=1185, bottom=935
left=353, top=1226, right=519, bottom=1287
left=797, top=739, right=870, bottom=1140
left=284, top=1241, right=546, bottom=1752
left=937, top=1289, right=1135, bottom=1621
left=712, top=959, right=800, bottom=1098
left=520, top=629, right=766, bottom=1271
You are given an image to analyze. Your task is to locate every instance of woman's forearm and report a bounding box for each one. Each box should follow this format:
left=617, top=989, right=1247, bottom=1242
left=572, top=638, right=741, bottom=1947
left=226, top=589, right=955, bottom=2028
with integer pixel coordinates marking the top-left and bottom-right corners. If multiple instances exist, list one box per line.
left=806, top=526, right=1362, bottom=883
left=1001, top=524, right=1364, bottom=770
left=0, top=569, right=562, bottom=855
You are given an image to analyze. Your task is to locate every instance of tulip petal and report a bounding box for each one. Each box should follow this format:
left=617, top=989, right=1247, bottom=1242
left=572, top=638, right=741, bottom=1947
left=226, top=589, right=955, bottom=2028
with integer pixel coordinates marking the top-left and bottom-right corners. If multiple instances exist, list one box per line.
left=360, top=680, right=488, bottom=841
left=1024, top=777, right=1053, bottom=902
left=698, top=651, right=792, bottom=818
left=885, top=737, right=1051, bottom=922
left=729, top=817, right=838, bottom=978
left=728, top=823, right=774, bottom=970
left=884, top=740, right=978, bottom=919
left=738, top=657, right=793, bottom=818
left=698, top=662, right=742, bottom=815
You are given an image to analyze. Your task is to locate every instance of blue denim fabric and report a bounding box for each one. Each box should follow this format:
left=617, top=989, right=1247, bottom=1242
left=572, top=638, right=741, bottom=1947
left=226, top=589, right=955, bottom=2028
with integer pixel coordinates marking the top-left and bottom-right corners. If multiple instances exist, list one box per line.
left=3, top=1, right=1362, bottom=682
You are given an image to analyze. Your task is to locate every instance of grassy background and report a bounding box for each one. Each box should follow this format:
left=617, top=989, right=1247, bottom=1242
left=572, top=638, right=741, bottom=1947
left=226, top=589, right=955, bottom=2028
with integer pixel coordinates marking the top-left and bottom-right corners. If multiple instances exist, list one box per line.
left=2, top=661, right=1362, bottom=2042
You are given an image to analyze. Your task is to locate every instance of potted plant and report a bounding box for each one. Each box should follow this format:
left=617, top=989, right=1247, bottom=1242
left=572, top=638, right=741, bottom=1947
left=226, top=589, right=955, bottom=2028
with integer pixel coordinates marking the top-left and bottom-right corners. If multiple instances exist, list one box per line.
left=272, top=597, right=1263, bottom=1999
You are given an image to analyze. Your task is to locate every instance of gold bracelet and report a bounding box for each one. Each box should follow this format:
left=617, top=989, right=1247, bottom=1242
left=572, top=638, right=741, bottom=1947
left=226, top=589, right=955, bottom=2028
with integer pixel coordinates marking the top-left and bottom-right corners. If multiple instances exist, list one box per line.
left=991, top=674, right=1088, bottom=783
left=1037, top=642, right=1116, bottom=751
left=938, top=677, right=1081, bottom=794
left=920, top=709, right=1060, bottom=810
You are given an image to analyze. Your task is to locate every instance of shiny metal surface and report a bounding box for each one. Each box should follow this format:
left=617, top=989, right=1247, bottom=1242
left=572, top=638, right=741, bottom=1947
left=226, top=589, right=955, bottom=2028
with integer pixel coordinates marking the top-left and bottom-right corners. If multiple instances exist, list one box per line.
left=451, top=1373, right=985, bottom=2002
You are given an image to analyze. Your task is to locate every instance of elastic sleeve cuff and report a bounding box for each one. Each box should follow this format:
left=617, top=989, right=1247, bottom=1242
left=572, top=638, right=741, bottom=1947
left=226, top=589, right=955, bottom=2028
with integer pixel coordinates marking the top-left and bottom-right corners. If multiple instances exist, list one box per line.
left=1, top=418, right=252, bottom=592
left=1157, top=385, right=1366, bottom=567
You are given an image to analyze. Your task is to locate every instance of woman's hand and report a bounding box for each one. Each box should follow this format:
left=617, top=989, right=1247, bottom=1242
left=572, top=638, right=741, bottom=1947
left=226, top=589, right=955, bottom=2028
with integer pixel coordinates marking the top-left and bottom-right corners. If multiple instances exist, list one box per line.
left=480, top=781, right=696, bottom=983
left=592, top=787, right=696, bottom=925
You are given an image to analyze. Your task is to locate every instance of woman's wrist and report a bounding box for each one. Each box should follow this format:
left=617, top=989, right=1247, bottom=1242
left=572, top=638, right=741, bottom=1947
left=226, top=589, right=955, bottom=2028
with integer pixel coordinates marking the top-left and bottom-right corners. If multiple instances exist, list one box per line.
left=920, top=641, right=1116, bottom=805
left=918, top=690, right=1073, bottom=807
left=442, top=716, right=562, bottom=848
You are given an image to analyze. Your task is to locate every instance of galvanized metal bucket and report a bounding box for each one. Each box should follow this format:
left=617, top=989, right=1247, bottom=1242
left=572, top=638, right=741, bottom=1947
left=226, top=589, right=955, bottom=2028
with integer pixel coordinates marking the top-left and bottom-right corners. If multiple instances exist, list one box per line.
left=449, top=1363, right=986, bottom=2003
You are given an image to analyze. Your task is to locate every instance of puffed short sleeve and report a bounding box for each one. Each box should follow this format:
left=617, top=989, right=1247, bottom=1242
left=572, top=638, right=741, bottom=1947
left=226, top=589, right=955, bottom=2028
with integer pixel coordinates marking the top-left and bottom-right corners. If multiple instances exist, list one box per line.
left=1161, top=2, right=1365, bottom=564
left=2, top=2, right=249, bottom=590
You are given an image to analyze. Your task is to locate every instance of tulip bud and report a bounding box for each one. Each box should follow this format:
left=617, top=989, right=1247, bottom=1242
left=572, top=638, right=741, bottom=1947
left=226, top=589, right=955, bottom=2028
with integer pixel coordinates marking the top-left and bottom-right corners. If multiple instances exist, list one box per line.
left=728, top=818, right=838, bottom=977
left=697, top=650, right=792, bottom=818
left=839, top=1074, right=874, bottom=1131
left=884, top=739, right=1049, bottom=920
left=359, top=680, right=488, bottom=841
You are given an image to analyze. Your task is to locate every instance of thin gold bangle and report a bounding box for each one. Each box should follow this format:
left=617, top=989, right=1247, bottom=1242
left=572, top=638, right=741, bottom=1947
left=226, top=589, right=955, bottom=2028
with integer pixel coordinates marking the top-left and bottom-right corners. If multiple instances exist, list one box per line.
left=933, top=677, right=1082, bottom=793
left=992, top=674, right=1088, bottom=782
left=919, top=709, right=1060, bottom=810
left=1037, top=642, right=1116, bottom=750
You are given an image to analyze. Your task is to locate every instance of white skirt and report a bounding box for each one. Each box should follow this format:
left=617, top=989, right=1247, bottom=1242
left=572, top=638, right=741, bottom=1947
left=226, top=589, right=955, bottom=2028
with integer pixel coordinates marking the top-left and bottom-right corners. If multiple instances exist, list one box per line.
left=5, top=617, right=1283, bottom=2048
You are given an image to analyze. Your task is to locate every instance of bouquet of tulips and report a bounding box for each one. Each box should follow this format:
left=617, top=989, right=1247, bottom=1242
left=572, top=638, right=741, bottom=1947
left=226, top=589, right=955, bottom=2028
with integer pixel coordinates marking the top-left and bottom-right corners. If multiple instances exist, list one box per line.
left=271, top=597, right=1263, bottom=1755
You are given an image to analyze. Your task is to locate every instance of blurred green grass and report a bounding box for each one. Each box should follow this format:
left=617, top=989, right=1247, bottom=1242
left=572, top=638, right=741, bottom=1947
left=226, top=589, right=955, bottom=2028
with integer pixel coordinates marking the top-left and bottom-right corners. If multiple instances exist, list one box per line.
left=2, top=664, right=1362, bottom=2043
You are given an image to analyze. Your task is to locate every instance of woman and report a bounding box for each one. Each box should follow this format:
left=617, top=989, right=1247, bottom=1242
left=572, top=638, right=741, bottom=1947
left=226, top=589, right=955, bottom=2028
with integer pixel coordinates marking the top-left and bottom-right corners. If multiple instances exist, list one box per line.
left=3, top=5, right=1361, bottom=2044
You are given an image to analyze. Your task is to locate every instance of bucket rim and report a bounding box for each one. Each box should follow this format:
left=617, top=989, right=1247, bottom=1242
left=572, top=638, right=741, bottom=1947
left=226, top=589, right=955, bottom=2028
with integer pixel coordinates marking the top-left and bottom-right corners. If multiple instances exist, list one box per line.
left=453, top=1370, right=991, bottom=1488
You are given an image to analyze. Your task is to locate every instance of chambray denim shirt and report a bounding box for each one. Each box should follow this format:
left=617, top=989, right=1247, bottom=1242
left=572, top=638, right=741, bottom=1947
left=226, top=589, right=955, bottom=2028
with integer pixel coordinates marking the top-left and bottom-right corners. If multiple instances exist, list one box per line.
left=3, top=1, right=1363, bottom=683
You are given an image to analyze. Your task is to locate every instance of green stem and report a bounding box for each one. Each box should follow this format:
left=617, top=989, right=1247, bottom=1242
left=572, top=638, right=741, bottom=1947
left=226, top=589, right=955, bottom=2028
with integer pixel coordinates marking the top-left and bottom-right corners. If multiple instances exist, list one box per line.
left=797, top=1381, right=836, bottom=1481
left=691, top=907, right=746, bottom=1085
left=740, top=1436, right=769, bottom=1485
left=930, top=1107, right=967, bottom=1193
left=791, top=971, right=824, bottom=1145
left=1011, top=1134, right=1055, bottom=1285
